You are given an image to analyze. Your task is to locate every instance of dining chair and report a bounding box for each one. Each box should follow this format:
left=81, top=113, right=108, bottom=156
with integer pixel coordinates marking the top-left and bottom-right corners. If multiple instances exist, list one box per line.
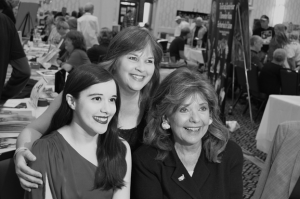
left=0, top=154, right=25, bottom=199
left=229, top=63, right=267, bottom=121
left=253, top=121, right=300, bottom=199
left=280, top=68, right=299, bottom=95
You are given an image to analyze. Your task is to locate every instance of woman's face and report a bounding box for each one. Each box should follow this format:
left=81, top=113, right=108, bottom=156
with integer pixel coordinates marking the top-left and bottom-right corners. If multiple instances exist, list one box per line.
left=167, top=93, right=211, bottom=147
left=114, top=44, right=155, bottom=93
left=57, top=26, right=69, bottom=37
left=64, top=37, right=74, bottom=52
left=72, top=80, right=117, bottom=135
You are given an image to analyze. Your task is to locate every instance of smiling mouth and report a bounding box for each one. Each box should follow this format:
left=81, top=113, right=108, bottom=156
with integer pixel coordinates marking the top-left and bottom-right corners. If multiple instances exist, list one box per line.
left=93, top=116, right=108, bottom=124
left=184, top=127, right=200, bottom=132
left=131, top=74, right=145, bottom=81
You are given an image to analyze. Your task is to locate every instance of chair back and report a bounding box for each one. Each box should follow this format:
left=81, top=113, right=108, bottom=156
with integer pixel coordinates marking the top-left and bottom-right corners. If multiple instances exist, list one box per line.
left=0, top=156, right=25, bottom=199
left=253, top=121, right=300, bottom=199
left=247, top=64, right=260, bottom=94
left=157, top=40, right=168, bottom=54
left=235, top=64, right=247, bottom=90
left=280, top=68, right=299, bottom=95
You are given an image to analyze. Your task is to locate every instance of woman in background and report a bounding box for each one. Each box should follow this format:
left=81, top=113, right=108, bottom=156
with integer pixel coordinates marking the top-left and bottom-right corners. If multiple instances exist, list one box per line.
left=15, top=26, right=163, bottom=191
left=59, top=30, right=91, bottom=72
left=25, top=64, right=131, bottom=199
left=132, top=67, right=243, bottom=199
left=87, top=27, right=113, bottom=64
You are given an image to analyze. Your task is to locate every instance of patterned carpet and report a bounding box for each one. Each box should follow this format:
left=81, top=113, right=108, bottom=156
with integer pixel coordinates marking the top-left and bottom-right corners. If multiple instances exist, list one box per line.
left=225, top=98, right=266, bottom=199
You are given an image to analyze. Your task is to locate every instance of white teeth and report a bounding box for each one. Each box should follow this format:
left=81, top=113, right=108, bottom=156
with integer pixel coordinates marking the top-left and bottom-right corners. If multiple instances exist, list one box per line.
left=185, top=127, right=200, bottom=131
left=93, top=116, right=108, bottom=122
left=132, top=75, right=144, bottom=80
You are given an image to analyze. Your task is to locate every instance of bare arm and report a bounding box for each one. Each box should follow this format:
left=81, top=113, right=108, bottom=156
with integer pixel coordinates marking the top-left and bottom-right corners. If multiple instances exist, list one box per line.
left=15, top=92, right=62, bottom=191
left=112, top=141, right=132, bottom=199
left=179, top=50, right=188, bottom=61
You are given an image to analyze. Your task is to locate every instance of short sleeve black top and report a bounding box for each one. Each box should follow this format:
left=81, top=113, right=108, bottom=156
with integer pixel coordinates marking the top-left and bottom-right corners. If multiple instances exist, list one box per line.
left=169, top=37, right=185, bottom=61
left=253, top=27, right=275, bottom=53
left=0, top=13, right=26, bottom=98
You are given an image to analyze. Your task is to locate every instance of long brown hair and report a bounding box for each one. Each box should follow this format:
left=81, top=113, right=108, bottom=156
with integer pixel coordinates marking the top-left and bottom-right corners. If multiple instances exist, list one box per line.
left=99, top=26, right=163, bottom=123
left=44, top=64, right=127, bottom=190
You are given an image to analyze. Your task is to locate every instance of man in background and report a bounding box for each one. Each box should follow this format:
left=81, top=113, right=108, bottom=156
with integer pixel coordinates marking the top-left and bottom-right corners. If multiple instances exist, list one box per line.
left=54, top=7, right=68, bottom=19
left=259, top=49, right=286, bottom=95
left=250, top=35, right=264, bottom=70
left=190, top=17, right=207, bottom=48
left=77, top=6, right=84, bottom=18
left=0, top=13, right=30, bottom=100
left=77, top=3, right=99, bottom=49
left=174, top=16, right=189, bottom=37
left=122, top=9, right=135, bottom=29
left=253, top=15, right=275, bottom=56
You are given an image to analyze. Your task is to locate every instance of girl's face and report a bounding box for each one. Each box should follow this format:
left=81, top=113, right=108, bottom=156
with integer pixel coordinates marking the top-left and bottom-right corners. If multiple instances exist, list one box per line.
left=114, top=44, right=155, bottom=93
left=64, top=37, right=74, bottom=52
left=72, top=80, right=117, bottom=135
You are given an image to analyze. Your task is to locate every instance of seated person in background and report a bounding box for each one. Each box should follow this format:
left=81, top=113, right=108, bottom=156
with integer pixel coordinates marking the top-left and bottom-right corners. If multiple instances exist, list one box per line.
left=259, top=49, right=286, bottom=95
left=24, top=65, right=131, bottom=199
left=0, top=13, right=31, bottom=101
left=190, top=17, right=207, bottom=48
left=67, top=18, right=77, bottom=31
left=132, top=67, right=243, bottom=199
left=250, top=35, right=264, bottom=70
left=59, top=30, right=91, bottom=72
left=87, top=27, right=112, bottom=63
left=55, top=17, right=70, bottom=58
left=267, top=24, right=286, bottom=61
left=48, top=16, right=62, bottom=45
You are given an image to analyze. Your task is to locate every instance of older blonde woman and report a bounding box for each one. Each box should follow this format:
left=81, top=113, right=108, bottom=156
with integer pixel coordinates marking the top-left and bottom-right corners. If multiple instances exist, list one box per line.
left=132, top=68, right=243, bottom=199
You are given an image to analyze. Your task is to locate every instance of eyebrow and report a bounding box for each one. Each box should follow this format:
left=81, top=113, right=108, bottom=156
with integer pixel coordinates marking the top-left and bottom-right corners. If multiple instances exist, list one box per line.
left=181, top=102, right=208, bottom=107
left=87, top=93, right=117, bottom=98
left=128, top=52, right=154, bottom=59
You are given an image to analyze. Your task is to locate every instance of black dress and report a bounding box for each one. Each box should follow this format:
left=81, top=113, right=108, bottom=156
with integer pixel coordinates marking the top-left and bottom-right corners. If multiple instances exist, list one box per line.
left=119, top=114, right=146, bottom=152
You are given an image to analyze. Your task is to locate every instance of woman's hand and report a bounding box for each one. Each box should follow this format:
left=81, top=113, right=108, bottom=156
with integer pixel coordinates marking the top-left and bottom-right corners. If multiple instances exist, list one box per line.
left=15, top=149, right=43, bottom=192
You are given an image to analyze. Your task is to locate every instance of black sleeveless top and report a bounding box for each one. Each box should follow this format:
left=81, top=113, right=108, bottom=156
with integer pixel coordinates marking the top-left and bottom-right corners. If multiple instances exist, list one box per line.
left=118, top=113, right=147, bottom=152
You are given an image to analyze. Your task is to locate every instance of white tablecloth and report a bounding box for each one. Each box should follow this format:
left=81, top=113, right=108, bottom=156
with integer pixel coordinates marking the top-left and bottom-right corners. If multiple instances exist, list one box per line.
left=184, top=47, right=204, bottom=64
left=256, top=95, right=300, bottom=154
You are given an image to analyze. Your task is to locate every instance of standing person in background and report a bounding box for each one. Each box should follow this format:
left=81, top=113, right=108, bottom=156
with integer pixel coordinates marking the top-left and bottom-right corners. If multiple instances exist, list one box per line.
left=0, top=13, right=30, bottom=100
left=77, top=6, right=84, bottom=18
left=174, top=16, right=190, bottom=37
left=55, top=17, right=70, bottom=58
left=14, top=27, right=163, bottom=192
left=77, top=3, right=99, bottom=49
left=54, top=7, right=68, bottom=19
left=253, top=15, right=275, bottom=57
left=190, top=17, right=207, bottom=48
left=122, top=9, right=135, bottom=29
left=0, top=0, right=16, bottom=23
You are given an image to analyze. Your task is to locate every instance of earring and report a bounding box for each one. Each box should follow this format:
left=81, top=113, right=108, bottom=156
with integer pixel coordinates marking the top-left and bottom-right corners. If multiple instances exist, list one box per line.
left=162, top=120, right=170, bottom=130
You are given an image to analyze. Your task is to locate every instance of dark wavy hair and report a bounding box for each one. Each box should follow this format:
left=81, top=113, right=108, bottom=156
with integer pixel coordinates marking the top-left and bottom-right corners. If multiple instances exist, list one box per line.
left=99, top=26, right=163, bottom=123
left=44, top=64, right=127, bottom=190
left=144, top=67, right=230, bottom=163
left=65, top=30, right=86, bottom=51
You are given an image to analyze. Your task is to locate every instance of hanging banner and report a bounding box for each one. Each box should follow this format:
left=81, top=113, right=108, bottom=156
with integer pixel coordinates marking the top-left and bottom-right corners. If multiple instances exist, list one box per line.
left=207, top=0, right=250, bottom=121
left=232, top=1, right=251, bottom=69
left=207, top=0, right=237, bottom=122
